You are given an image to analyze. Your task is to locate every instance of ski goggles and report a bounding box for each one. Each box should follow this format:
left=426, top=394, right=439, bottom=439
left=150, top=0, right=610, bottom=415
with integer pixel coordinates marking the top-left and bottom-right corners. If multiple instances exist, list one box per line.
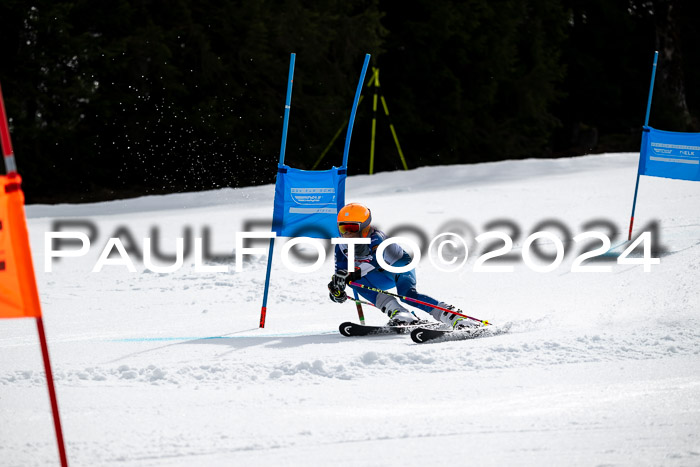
left=338, top=222, right=362, bottom=234
left=338, top=214, right=372, bottom=237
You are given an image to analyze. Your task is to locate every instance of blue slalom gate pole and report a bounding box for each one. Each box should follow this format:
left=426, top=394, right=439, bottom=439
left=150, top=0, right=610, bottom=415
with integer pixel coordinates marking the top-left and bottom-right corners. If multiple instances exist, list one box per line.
left=260, top=53, right=295, bottom=328
left=341, top=54, right=370, bottom=324
left=342, top=54, right=371, bottom=168
left=628, top=51, right=658, bottom=241
left=278, top=53, right=295, bottom=165
left=342, top=54, right=371, bottom=324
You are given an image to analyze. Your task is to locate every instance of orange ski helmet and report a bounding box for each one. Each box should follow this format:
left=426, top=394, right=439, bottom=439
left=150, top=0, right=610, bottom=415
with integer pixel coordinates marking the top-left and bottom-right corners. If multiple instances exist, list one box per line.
left=337, top=203, right=372, bottom=237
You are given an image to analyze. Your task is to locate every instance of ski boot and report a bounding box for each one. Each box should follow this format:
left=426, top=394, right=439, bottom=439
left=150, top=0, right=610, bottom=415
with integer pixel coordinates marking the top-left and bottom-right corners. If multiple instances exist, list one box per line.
left=431, top=302, right=478, bottom=329
left=376, top=294, right=421, bottom=326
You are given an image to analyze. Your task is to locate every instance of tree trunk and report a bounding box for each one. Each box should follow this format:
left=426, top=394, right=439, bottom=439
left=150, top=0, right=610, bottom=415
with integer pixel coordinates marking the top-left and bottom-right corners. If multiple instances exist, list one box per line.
left=654, top=0, right=692, bottom=128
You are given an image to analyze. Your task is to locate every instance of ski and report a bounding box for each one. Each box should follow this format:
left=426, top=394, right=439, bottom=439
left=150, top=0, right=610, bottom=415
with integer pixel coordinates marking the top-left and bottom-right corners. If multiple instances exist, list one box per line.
left=411, top=324, right=508, bottom=344
left=339, top=321, right=439, bottom=337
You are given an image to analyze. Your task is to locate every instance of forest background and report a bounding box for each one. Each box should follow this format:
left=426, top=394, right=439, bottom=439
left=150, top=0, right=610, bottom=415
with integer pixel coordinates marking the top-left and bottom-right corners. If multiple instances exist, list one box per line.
left=0, top=0, right=698, bottom=203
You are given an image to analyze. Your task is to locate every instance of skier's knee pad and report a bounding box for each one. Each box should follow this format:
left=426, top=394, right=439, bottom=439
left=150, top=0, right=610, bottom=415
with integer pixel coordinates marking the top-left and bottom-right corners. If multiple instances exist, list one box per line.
left=401, top=288, right=418, bottom=299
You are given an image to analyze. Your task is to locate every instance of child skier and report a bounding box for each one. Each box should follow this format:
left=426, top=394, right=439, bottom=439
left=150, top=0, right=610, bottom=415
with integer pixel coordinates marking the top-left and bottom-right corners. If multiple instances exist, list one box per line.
left=328, top=202, right=467, bottom=328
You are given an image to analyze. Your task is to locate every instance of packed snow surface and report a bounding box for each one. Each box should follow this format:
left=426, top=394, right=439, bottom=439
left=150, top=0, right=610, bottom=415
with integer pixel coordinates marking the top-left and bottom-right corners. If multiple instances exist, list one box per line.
left=2, top=152, right=700, bottom=466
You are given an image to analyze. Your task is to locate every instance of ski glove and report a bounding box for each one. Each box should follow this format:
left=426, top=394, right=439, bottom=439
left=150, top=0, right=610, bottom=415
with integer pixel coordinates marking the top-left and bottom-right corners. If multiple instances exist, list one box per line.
left=327, top=268, right=361, bottom=304
left=328, top=284, right=347, bottom=304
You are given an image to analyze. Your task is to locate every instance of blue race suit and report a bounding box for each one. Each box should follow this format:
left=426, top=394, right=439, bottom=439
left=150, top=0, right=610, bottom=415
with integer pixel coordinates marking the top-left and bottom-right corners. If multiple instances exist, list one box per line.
left=334, top=228, right=440, bottom=314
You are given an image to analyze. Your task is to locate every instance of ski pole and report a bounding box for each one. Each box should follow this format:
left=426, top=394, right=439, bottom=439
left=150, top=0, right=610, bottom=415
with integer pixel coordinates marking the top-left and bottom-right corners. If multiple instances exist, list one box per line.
left=354, top=299, right=366, bottom=325
left=348, top=281, right=491, bottom=326
left=347, top=298, right=376, bottom=308
left=351, top=291, right=369, bottom=325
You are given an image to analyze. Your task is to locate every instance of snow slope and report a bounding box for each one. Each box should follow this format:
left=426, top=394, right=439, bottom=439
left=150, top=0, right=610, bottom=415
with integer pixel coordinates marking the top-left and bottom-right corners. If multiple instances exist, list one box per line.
left=2, top=152, right=700, bottom=466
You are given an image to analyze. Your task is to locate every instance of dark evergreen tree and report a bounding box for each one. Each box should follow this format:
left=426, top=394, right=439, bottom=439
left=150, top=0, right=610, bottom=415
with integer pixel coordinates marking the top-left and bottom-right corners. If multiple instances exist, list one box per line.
left=0, top=0, right=385, bottom=201
left=0, top=0, right=698, bottom=203
left=374, top=0, right=568, bottom=170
